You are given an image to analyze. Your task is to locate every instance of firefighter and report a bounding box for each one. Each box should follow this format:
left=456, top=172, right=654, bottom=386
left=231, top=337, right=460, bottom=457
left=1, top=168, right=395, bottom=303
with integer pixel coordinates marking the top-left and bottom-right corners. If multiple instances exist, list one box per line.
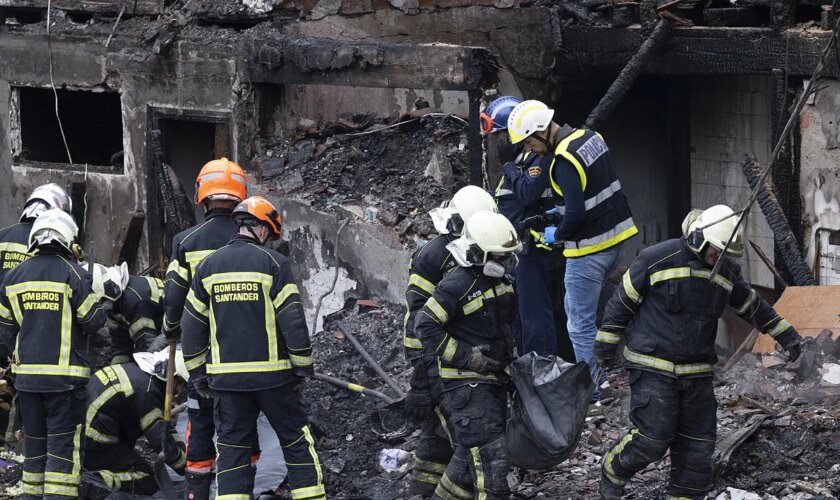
left=0, top=183, right=73, bottom=444
left=90, top=263, right=164, bottom=363
left=594, top=205, right=802, bottom=500
left=181, top=196, right=325, bottom=500
left=80, top=346, right=188, bottom=498
left=415, top=210, right=521, bottom=500
left=161, top=157, right=259, bottom=498
left=485, top=96, right=558, bottom=358
left=508, top=100, right=638, bottom=401
left=0, top=209, right=106, bottom=499
left=404, top=185, right=498, bottom=497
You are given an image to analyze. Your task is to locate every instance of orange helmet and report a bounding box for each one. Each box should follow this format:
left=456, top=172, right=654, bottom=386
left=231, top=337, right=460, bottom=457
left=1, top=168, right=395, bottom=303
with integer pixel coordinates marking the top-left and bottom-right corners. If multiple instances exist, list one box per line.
left=194, top=157, right=247, bottom=205
left=233, top=196, right=283, bottom=240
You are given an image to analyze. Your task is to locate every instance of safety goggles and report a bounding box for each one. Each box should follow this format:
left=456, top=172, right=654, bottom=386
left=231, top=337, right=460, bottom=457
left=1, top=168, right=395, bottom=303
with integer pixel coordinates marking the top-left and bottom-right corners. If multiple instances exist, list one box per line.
left=480, top=113, right=501, bottom=135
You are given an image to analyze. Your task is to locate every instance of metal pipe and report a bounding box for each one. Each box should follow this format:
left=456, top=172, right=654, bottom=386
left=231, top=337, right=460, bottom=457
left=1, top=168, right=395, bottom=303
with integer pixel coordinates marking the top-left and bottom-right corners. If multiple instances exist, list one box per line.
left=334, top=321, right=406, bottom=399
left=313, top=372, right=395, bottom=405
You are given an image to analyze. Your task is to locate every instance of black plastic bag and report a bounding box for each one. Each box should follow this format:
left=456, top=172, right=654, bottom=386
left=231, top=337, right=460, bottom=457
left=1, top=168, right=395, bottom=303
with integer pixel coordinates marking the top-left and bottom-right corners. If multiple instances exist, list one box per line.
left=506, top=352, right=594, bottom=469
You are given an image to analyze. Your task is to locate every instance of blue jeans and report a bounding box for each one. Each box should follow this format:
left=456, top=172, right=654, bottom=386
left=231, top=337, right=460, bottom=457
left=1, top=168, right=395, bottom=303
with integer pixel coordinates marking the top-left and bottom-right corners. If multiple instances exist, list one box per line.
left=564, top=241, right=625, bottom=401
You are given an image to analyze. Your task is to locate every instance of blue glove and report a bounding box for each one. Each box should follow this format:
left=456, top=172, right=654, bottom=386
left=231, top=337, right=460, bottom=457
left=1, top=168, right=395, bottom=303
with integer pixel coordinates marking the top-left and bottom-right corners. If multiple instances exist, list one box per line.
left=543, top=226, right=559, bottom=245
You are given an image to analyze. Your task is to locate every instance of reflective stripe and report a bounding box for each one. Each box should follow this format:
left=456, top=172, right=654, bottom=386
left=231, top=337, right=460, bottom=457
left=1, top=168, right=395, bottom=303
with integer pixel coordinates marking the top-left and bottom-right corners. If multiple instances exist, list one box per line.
left=496, top=188, right=513, bottom=197
left=23, top=471, right=45, bottom=482
left=462, top=296, right=483, bottom=316
left=129, top=317, right=156, bottom=340
left=622, top=271, right=642, bottom=304
left=441, top=337, right=458, bottom=363
left=201, top=271, right=272, bottom=292
left=140, top=408, right=163, bottom=430
left=184, top=352, right=206, bottom=371
left=596, top=331, right=621, bottom=344
left=470, top=447, right=487, bottom=500
left=77, top=293, right=98, bottom=319
left=291, top=485, right=327, bottom=499
left=404, top=336, right=423, bottom=349
left=549, top=129, right=588, bottom=197
left=187, top=397, right=201, bottom=410
left=648, top=266, right=734, bottom=292
left=302, top=425, right=323, bottom=485
left=564, top=217, right=638, bottom=258
left=439, top=472, right=473, bottom=499
left=604, top=429, right=637, bottom=485
left=13, top=364, right=89, bottom=377
left=425, top=298, right=449, bottom=323
left=0, top=303, right=12, bottom=321
left=187, top=290, right=209, bottom=317
left=22, top=484, right=45, bottom=496
left=0, top=242, right=29, bottom=253
left=185, top=250, right=216, bottom=273
left=207, top=359, right=292, bottom=374
left=415, top=458, right=447, bottom=474
left=439, top=367, right=498, bottom=380
left=767, top=319, right=792, bottom=338
left=623, top=347, right=713, bottom=376
left=736, top=289, right=757, bottom=315
left=146, top=276, right=164, bottom=303
left=289, top=353, right=313, bottom=367
left=414, top=470, right=442, bottom=484
left=273, top=284, right=300, bottom=309
left=557, top=179, right=623, bottom=216
left=45, top=472, right=80, bottom=485
left=408, top=274, right=436, bottom=295
left=166, top=259, right=189, bottom=282
left=43, top=483, right=78, bottom=497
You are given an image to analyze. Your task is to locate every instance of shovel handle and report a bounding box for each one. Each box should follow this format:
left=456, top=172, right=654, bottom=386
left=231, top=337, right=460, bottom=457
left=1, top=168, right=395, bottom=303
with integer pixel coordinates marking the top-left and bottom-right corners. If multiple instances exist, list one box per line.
left=163, top=342, right=177, bottom=423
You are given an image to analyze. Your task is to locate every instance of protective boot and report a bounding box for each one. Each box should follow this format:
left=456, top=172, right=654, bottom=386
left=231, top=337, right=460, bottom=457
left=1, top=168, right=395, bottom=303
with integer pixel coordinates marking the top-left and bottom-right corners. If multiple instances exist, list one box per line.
left=184, top=472, right=212, bottom=500
left=599, top=470, right=625, bottom=500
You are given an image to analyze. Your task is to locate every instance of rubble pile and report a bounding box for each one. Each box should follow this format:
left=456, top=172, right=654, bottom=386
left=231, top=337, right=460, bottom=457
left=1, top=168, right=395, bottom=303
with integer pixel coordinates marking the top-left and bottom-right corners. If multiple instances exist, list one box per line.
left=303, top=300, right=414, bottom=498
left=258, top=113, right=471, bottom=242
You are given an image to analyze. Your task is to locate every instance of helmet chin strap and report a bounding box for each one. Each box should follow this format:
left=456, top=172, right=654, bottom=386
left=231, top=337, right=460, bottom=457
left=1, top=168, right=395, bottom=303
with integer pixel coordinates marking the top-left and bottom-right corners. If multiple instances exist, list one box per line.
left=245, top=225, right=270, bottom=246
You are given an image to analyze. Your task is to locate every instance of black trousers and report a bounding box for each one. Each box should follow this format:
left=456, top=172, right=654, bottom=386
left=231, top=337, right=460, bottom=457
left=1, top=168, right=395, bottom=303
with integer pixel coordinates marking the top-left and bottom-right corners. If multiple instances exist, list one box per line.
left=410, top=358, right=466, bottom=498
left=602, top=370, right=717, bottom=499
left=83, top=441, right=157, bottom=496
left=19, top=389, right=86, bottom=500
left=214, top=387, right=325, bottom=499
left=185, top=385, right=260, bottom=474
left=433, top=383, right=509, bottom=500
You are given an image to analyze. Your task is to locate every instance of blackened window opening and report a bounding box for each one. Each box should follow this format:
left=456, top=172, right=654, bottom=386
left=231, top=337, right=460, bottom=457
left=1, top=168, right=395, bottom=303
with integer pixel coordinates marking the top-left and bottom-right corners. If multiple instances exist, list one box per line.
left=18, top=87, right=123, bottom=167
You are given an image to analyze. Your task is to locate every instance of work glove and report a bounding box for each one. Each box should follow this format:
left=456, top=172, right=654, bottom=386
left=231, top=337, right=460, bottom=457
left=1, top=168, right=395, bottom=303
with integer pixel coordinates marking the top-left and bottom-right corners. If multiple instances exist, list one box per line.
left=163, top=325, right=180, bottom=343
left=405, top=386, right=434, bottom=420
left=191, top=375, right=214, bottom=400
left=595, top=356, right=615, bottom=371
left=291, top=376, right=308, bottom=395
left=543, top=226, right=559, bottom=245
left=785, top=342, right=802, bottom=363
left=162, top=432, right=186, bottom=476
left=496, top=136, right=523, bottom=165
left=464, top=345, right=503, bottom=373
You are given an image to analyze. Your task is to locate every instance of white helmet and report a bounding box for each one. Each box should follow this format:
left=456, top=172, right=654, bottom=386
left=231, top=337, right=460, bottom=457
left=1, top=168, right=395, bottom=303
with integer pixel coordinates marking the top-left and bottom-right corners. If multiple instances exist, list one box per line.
left=27, top=209, right=78, bottom=254
left=681, top=209, right=704, bottom=237
left=91, top=262, right=130, bottom=302
left=445, top=185, right=499, bottom=236
left=133, top=346, right=190, bottom=383
left=20, top=183, right=73, bottom=222
left=507, top=100, right=555, bottom=145
left=685, top=205, right=744, bottom=256
left=460, top=210, right=522, bottom=265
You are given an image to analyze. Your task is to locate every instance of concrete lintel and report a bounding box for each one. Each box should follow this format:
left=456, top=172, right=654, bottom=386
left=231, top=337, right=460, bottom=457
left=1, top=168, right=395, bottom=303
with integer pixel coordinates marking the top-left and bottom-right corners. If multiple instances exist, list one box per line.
left=0, top=35, right=107, bottom=88
left=247, top=37, right=498, bottom=91
left=558, top=26, right=839, bottom=78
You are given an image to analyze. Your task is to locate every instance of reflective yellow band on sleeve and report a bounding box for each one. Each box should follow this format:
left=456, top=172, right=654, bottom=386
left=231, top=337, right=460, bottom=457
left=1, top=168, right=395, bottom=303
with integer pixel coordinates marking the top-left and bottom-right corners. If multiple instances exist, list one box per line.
left=77, top=293, right=98, bottom=319
left=767, top=319, right=792, bottom=338
left=441, top=337, right=459, bottom=363
left=129, top=318, right=156, bottom=340
left=0, top=303, right=11, bottom=321
left=186, top=290, right=208, bottom=317
left=140, top=408, right=162, bottom=430
left=649, top=267, right=691, bottom=287
left=623, top=271, right=642, bottom=304
left=289, top=353, right=313, bottom=367
left=403, top=336, right=423, bottom=350
left=425, top=298, right=449, bottom=323
left=184, top=354, right=207, bottom=371
left=166, top=259, right=189, bottom=282
left=736, top=289, right=757, bottom=315
left=595, top=331, right=621, bottom=344
left=408, top=274, right=436, bottom=295
left=273, top=284, right=300, bottom=309
left=439, top=367, right=498, bottom=380
left=291, top=485, right=327, bottom=499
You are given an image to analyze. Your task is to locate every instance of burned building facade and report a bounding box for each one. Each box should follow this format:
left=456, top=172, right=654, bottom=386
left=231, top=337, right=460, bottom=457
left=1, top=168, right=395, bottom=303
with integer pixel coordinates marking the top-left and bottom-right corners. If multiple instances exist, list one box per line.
left=0, top=0, right=838, bottom=308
